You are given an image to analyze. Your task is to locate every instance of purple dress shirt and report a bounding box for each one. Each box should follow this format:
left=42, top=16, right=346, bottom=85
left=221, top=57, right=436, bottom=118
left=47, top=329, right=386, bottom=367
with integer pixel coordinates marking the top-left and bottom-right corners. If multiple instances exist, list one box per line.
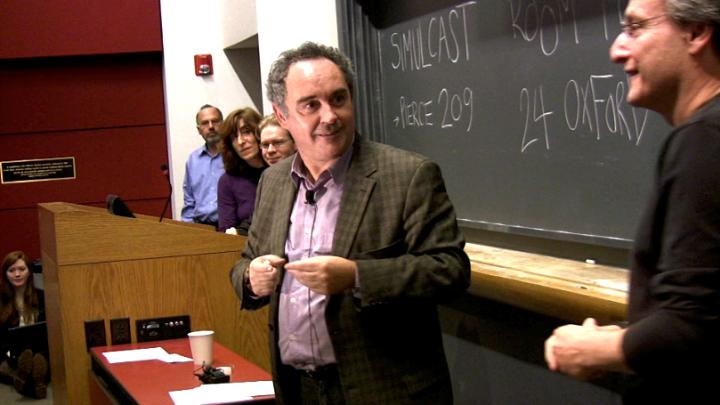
left=278, top=147, right=353, bottom=369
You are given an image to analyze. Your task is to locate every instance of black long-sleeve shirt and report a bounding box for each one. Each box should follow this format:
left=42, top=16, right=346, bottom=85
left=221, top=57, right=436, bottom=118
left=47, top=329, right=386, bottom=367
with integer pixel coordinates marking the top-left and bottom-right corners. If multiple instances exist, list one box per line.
left=623, top=96, right=720, bottom=402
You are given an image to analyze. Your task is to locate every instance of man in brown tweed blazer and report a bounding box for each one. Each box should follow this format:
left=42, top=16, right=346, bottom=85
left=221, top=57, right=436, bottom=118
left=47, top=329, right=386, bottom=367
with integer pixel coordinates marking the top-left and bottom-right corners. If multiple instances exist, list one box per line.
left=230, top=42, right=470, bottom=404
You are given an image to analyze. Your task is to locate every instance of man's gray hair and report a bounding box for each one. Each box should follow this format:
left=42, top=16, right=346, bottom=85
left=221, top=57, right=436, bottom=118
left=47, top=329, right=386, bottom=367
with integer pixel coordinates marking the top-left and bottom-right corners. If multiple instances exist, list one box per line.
left=196, top=104, right=223, bottom=125
left=666, top=0, right=720, bottom=50
left=266, top=42, right=356, bottom=113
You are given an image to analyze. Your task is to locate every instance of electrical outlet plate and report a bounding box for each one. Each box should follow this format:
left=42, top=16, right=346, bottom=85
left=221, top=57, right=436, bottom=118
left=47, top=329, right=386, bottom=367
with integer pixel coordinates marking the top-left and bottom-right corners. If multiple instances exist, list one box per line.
left=136, top=315, right=190, bottom=342
left=84, top=319, right=106, bottom=351
left=110, top=318, right=131, bottom=345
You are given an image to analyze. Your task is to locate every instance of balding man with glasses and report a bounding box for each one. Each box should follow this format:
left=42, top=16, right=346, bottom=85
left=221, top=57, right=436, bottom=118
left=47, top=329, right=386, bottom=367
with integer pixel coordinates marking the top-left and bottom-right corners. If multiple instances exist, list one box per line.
left=181, top=104, right=224, bottom=228
left=545, top=1, right=720, bottom=403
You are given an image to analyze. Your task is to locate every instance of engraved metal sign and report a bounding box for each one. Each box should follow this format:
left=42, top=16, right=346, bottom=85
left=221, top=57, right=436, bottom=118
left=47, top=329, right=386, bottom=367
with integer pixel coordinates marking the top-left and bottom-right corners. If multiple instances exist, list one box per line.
left=1, top=157, right=76, bottom=184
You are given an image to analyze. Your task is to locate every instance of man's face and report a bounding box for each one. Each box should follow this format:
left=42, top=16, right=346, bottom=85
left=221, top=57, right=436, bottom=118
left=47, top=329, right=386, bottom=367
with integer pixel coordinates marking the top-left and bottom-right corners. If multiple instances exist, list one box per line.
left=196, top=107, right=223, bottom=145
left=260, top=125, right=296, bottom=165
left=610, top=0, right=686, bottom=115
left=274, top=58, right=355, bottom=173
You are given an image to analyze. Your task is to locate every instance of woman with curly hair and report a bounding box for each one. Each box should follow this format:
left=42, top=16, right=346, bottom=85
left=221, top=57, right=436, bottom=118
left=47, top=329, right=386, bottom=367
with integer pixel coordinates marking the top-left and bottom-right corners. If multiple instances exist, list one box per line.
left=217, top=107, right=267, bottom=234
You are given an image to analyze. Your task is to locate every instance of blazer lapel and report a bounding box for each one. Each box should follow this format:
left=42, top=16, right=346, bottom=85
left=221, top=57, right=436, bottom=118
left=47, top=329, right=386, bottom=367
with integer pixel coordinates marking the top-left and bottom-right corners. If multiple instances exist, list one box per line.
left=271, top=174, right=297, bottom=254
left=333, top=137, right=377, bottom=258
left=266, top=170, right=297, bottom=298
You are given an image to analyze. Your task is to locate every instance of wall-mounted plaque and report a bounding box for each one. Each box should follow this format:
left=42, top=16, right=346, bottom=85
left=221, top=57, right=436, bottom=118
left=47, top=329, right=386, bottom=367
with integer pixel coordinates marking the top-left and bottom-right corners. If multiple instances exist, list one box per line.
left=1, top=157, right=76, bottom=184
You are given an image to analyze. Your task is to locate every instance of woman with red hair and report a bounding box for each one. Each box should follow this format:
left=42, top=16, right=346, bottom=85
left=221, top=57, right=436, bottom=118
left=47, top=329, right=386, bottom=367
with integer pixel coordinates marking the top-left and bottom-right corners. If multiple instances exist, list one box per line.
left=0, top=251, right=48, bottom=398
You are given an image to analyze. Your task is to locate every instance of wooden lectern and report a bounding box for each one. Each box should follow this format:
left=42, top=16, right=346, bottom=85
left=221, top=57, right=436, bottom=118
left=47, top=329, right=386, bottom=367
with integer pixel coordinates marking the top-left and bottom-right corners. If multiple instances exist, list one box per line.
left=38, top=202, right=270, bottom=405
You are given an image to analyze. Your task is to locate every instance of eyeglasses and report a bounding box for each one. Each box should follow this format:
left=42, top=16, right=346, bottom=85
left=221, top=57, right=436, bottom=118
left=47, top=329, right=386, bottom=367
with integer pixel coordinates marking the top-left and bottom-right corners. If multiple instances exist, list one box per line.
left=260, top=139, right=291, bottom=150
left=199, top=118, right=222, bottom=128
left=620, top=14, right=667, bottom=38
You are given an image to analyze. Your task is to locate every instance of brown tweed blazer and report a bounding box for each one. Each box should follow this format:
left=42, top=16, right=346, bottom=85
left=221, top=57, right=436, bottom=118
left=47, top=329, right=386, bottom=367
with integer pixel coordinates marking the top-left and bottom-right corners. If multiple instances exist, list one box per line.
left=231, top=135, right=470, bottom=404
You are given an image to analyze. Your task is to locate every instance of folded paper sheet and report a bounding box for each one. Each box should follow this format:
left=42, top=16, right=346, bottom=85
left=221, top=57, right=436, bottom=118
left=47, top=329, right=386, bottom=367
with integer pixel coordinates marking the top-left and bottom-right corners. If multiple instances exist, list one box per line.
left=102, top=347, right=193, bottom=364
left=169, top=380, right=274, bottom=405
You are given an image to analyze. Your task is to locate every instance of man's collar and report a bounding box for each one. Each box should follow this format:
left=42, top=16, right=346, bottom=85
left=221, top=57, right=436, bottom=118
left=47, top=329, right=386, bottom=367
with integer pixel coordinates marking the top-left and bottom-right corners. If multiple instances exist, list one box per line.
left=290, top=142, right=354, bottom=187
left=200, top=143, right=219, bottom=157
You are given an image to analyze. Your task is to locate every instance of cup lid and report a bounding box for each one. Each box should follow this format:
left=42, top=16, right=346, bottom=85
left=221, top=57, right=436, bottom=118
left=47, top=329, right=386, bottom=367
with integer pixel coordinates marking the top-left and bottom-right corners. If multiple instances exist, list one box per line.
left=187, top=330, right=214, bottom=337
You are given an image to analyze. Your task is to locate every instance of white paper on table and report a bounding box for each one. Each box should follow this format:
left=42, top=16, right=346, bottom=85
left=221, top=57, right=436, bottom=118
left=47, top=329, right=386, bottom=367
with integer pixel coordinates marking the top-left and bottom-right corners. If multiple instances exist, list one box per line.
left=160, top=353, right=193, bottom=363
left=102, top=347, right=192, bottom=364
left=169, top=380, right=274, bottom=405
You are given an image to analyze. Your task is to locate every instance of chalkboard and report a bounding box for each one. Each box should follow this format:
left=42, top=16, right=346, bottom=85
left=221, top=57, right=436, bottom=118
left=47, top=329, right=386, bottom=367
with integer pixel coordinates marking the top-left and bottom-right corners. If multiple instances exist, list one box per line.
left=347, top=0, right=671, bottom=248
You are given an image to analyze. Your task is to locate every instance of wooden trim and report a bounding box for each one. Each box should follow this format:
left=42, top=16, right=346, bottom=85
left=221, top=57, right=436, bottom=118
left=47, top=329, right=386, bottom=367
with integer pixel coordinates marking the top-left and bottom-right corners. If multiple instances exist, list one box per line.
left=465, top=243, right=628, bottom=323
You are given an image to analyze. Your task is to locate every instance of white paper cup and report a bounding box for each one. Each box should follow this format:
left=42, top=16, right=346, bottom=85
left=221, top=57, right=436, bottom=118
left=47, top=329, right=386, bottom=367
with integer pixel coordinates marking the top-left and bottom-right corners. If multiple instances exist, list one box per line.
left=188, top=330, right=214, bottom=366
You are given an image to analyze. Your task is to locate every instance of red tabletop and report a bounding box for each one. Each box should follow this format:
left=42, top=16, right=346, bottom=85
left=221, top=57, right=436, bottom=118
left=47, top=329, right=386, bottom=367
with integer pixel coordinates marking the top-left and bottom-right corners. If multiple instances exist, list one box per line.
left=90, top=339, right=273, bottom=404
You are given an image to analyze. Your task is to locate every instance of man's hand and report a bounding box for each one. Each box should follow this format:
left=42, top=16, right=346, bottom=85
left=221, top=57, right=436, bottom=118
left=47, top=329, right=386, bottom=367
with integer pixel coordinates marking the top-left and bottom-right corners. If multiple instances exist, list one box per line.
left=284, top=255, right=357, bottom=294
left=544, top=317, right=627, bottom=380
left=248, top=255, right=285, bottom=297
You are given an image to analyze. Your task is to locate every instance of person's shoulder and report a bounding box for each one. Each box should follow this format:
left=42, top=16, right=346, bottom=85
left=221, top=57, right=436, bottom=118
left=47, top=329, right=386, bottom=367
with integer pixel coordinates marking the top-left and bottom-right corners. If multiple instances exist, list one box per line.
left=223, top=171, right=254, bottom=186
left=257, top=158, right=292, bottom=186
left=218, top=172, right=231, bottom=184
left=667, top=108, right=720, bottom=151
left=660, top=108, right=720, bottom=173
left=359, top=137, right=432, bottom=168
left=676, top=96, right=720, bottom=133
left=187, top=145, right=207, bottom=160
left=265, top=157, right=293, bottom=176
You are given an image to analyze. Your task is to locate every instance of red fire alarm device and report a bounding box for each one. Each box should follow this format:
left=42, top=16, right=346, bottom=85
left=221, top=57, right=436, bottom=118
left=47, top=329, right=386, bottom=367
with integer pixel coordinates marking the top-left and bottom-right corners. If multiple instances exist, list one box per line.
left=194, top=54, right=213, bottom=76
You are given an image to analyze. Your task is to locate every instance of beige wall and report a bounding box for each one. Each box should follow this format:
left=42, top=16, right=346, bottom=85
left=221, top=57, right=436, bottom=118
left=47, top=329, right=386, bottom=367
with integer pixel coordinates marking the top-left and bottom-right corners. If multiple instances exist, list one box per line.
left=161, top=0, right=338, bottom=219
left=256, top=0, right=339, bottom=113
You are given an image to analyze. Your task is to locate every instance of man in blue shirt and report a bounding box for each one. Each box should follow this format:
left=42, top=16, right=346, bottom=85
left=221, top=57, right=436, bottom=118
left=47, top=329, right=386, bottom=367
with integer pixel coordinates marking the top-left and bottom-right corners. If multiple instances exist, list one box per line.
left=181, top=104, right=224, bottom=227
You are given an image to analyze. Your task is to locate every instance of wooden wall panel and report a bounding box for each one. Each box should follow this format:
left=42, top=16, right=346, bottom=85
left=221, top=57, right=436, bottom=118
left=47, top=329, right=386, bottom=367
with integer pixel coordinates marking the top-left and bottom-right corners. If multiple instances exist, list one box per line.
left=54, top=255, right=269, bottom=405
left=0, top=0, right=162, bottom=59
left=0, top=126, right=169, bottom=208
left=0, top=198, right=170, bottom=261
left=0, top=54, right=165, bottom=135
left=0, top=1, right=167, bottom=262
left=40, top=204, right=270, bottom=405
left=0, top=208, right=40, bottom=257
left=0, top=123, right=169, bottom=259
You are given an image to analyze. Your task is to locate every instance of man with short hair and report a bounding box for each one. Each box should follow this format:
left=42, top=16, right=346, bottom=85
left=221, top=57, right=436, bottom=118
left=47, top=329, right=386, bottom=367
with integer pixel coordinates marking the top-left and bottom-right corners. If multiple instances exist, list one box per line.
left=231, top=42, right=470, bottom=404
left=545, top=0, right=720, bottom=402
left=181, top=104, right=224, bottom=227
left=258, top=114, right=297, bottom=166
